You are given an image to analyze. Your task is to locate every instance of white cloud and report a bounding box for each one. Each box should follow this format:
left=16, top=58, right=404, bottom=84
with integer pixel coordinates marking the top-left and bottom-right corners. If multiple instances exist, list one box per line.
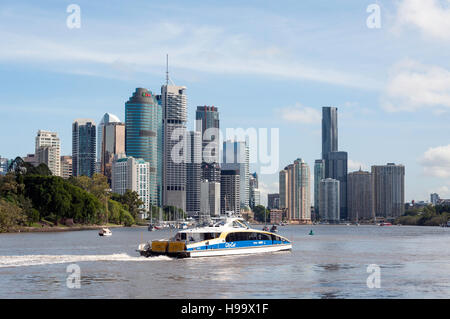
left=257, top=181, right=279, bottom=207
left=394, top=0, right=450, bottom=41
left=279, top=103, right=321, bottom=124
left=382, top=59, right=450, bottom=112
left=348, top=160, right=368, bottom=172
left=432, top=185, right=450, bottom=197
left=420, top=144, right=450, bottom=178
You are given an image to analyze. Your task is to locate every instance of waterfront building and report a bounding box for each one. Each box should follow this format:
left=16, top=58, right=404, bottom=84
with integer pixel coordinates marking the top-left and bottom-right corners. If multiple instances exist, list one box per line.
left=97, top=113, right=121, bottom=162
left=222, top=140, right=249, bottom=209
left=314, top=159, right=325, bottom=217
left=101, top=122, right=125, bottom=184
left=319, top=178, right=340, bottom=223
left=161, top=84, right=187, bottom=212
left=282, top=158, right=311, bottom=223
left=111, top=154, right=150, bottom=217
left=324, top=151, right=348, bottom=220
left=372, top=163, right=405, bottom=218
left=269, top=209, right=284, bottom=224
left=322, top=106, right=338, bottom=159
left=186, top=130, right=202, bottom=217
left=60, top=156, right=73, bottom=179
left=72, top=119, right=96, bottom=177
left=220, top=169, right=240, bottom=215
left=430, top=193, right=440, bottom=206
left=35, top=130, right=61, bottom=176
left=347, top=169, right=374, bottom=221
left=267, top=193, right=280, bottom=210
left=125, top=88, right=162, bottom=207
left=279, top=170, right=288, bottom=210
left=200, top=180, right=221, bottom=217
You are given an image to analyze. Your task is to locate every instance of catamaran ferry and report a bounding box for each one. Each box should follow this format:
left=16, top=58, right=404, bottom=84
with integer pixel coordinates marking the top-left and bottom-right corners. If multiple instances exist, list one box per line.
left=137, top=217, right=292, bottom=258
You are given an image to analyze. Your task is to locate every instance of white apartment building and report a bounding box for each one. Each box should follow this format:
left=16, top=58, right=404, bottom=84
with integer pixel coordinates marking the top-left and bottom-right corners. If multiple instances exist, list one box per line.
left=35, top=130, right=61, bottom=176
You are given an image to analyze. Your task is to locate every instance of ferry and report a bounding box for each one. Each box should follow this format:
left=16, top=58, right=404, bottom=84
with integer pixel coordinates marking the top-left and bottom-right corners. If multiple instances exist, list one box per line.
left=137, top=217, right=292, bottom=258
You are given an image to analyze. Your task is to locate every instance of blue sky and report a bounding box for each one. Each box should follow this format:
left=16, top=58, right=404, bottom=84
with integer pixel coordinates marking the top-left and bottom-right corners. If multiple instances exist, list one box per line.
left=1, top=0, right=450, bottom=204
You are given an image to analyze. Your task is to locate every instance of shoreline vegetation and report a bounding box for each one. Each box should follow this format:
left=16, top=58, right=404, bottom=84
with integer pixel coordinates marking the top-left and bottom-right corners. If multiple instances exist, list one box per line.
left=0, top=157, right=148, bottom=233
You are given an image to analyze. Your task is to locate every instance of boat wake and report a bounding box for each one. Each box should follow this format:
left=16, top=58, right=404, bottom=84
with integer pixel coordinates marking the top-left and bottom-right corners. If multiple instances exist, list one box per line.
left=0, top=253, right=172, bottom=268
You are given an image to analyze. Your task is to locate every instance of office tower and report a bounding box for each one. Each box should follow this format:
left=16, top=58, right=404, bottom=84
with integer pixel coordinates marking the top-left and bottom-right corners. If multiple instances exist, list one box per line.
left=249, top=172, right=260, bottom=209
left=279, top=169, right=288, bottom=209
left=196, top=106, right=220, bottom=164
left=0, top=156, right=9, bottom=175
left=200, top=180, right=221, bottom=217
left=161, top=84, right=187, bottom=212
left=125, top=88, right=162, bottom=207
left=112, top=154, right=150, bottom=217
left=35, top=130, right=61, bottom=176
left=283, top=158, right=311, bottom=223
left=220, top=169, right=240, bottom=215
left=186, top=130, right=202, bottom=217
left=60, top=156, right=73, bottom=179
left=72, top=119, right=96, bottom=177
left=319, top=178, right=340, bottom=223
left=222, top=140, right=249, bottom=209
left=324, top=151, right=348, bottom=220
left=97, top=113, right=121, bottom=162
left=101, top=122, right=125, bottom=184
left=372, top=163, right=405, bottom=218
left=267, top=193, right=280, bottom=210
left=322, top=106, right=338, bottom=159
left=430, top=193, right=440, bottom=206
left=201, top=162, right=221, bottom=183
left=347, top=169, right=374, bottom=221
left=314, top=159, right=325, bottom=217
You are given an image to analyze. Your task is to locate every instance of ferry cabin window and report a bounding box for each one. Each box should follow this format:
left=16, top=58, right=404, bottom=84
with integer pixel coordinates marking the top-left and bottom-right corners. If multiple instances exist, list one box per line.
left=203, top=233, right=220, bottom=240
left=226, top=232, right=271, bottom=242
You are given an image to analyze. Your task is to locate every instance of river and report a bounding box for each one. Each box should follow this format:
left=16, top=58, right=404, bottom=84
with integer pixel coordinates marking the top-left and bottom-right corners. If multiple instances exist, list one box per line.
left=0, top=225, right=449, bottom=298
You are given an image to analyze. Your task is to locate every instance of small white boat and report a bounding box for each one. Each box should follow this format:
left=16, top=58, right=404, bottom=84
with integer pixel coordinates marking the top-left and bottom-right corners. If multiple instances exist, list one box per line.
left=137, top=216, right=292, bottom=258
left=99, top=228, right=112, bottom=236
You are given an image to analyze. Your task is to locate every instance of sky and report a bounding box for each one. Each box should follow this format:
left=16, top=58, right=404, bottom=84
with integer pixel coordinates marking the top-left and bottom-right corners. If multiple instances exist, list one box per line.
left=1, top=0, right=450, bottom=205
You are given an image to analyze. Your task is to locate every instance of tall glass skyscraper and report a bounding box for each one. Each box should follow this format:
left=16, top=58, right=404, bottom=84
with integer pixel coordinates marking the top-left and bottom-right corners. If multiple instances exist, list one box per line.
left=314, top=159, right=325, bottom=218
left=324, top=151, right=348, bottom=220
left=125, top=88, right=162, bottom=207
left=72, top=119, right=96, bottom=177
left=97, top=113, right=121, bottom=162
left=322, top=106, right=338, bottom=159
left=196, top=106, right=220, bottom=164
left=222, top=140, right=249, bottom=209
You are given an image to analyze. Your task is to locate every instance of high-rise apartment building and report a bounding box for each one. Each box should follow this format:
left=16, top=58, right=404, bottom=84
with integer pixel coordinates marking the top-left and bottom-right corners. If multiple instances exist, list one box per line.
left=200, top=180, right=221, bottom=217
left=101, top=122, right=125, bottom=184
left=279, top=169, right=288, bottom=210
left=324, top=151, right=348, bottom=220
left=60, top=156, right=73, bottom=179
left=372, top=163, right=405, bottom=218
left=220, top=169, right=240, bottom=215
left=35, top=130, right=61, bottom=176
left=125, top=88, right=162, bottom=207
left=249, top=172, right=260, bottom=209
left=281, top=158, right=311, bottom=223
left=186, top=130, right=202, bottom=217
left=319, top=178, right=340, bottom=223
left=161, top=84, right=187, bottom=212
left=430, top=193, right=440, bottom=206
left=347, top=169, right=374, bottom=221
left=222, top=141, right=249, bottom=209
left=314, top=159, right=325, bottom=216
left=111, top=154, right=150, bottom=217
left=72, top=119, right=96, bottom=177
left=97, top=113, right=121, bottom=162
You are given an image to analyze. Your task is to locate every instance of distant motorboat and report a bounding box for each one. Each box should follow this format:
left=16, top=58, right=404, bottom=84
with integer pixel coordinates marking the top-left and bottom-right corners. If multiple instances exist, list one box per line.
left=270, top=225, right=278, bottom=233
left=99, top=228, right=112, bottom=236
left=379, top=222, right=392, bottom=226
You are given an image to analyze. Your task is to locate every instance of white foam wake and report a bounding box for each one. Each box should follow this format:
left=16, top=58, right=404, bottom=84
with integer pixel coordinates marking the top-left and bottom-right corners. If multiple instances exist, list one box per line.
left=0, top=253, right=172, bottom=268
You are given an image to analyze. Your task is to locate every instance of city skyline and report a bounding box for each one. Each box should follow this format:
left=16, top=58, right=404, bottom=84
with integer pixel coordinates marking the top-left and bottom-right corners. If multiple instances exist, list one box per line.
left=1, top=1, right=450, bottom=204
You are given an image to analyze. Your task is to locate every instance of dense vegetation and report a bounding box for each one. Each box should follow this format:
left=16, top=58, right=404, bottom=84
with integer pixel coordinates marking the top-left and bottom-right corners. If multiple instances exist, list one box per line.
left=395, top=205, right=450, bottom=226
left=253, top=205, right=271, bottom=223
left=0, top=157, right=139, bottom=232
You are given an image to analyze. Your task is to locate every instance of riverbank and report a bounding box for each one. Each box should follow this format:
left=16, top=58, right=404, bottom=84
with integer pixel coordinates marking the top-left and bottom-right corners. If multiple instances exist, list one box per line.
left=5, top=224, right=147, bottom=234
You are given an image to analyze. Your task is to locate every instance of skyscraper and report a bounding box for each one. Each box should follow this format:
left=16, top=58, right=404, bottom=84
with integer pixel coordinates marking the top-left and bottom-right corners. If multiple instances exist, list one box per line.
left=97, top=113, right=121, bottom=162
left=347, top=169, right=374, bottom=221
left=324, top=151, right=348, bottom=220
left=195, top=106, right=220, bottom=164
left=72, top=119, right=96, bottom=177
left=267, top=193, right=280, bottom=210
left=35, top=130, right=61, bottom=176
left=372, top=163, right=405, bottom=218
left=222, top=140, right=249, bottom=209
left=282, top=158, right=311, bottom=223
left=186, top=130, right=202, bottom=217
left=200, top=180, right=221, bottom=217
left=161, top=84, right=187, bottom=212
left=279, top=169, right=288, bottom=210
left=60, top=155, right=72, bottom=179
left=249, top=172, right=260, bottom=209
left=430, top=193, right=440, bottom=206
left=101, top=122, right=125, bottom=184
left=314, top=159, right=325, bottom=217
left=125, top=88, right=162, bottom=207
left=220, top=169, right=240, bottom=215
left=319, top=178, right=340, bottom=223
left=322, top=106, right=338, bottom=159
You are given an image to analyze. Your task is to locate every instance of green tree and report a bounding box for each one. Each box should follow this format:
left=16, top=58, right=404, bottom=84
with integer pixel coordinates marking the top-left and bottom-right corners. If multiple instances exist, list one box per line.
left=0, top=199, right=26, bottom=232
left=253, top=205, right=270, bottom=223
left=111, top=190, right=144, bottom=219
